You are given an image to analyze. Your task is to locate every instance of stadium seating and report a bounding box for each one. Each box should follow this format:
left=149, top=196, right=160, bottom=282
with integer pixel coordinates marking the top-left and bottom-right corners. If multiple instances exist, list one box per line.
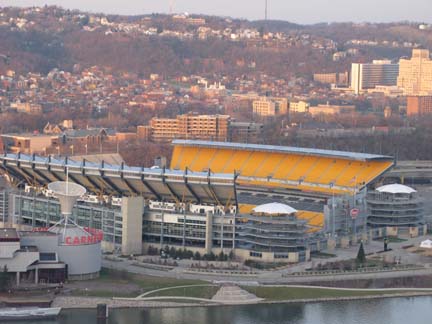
left=297, top=211, right=324, bottom=232
left=336, top=161, right=366, bottom=187
left=272, top=154, right=303, bottom=179
left=304, top=158, right=334, bottom=183
left=209, top=149, right=236, bottom=172
left=238, top=204, right=324, bottom=231
left=172, top=146, right=198, bottom=170
left=222, top=150, right=251, bottom=173
left=252, top=153, right=283, bottom=178
left=287, top=156, right=319, bottom=182
left=189, top=148, right=216, bottom=171
left=171, top=142, right=394, bottom=195
left=316, top=159, right=350, bottom=185
left=241, top=151, right=270, bottom=175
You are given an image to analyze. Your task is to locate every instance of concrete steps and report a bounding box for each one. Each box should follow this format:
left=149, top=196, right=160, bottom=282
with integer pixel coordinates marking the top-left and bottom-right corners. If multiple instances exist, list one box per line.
left=211, top=285, right=263, bottom=304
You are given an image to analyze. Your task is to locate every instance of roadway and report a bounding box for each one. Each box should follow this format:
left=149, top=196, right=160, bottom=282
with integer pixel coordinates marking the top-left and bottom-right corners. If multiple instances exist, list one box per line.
left=102, top=235, right=432, bottom=285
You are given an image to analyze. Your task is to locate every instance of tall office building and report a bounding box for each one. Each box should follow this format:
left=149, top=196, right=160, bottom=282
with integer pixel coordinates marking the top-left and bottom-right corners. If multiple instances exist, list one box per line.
left=397, top=49, right=432, bottom=95
left=350, top=60, right=399, bottom=94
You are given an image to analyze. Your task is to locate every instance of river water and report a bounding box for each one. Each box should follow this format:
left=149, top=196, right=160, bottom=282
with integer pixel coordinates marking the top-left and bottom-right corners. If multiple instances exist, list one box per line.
left=6, top=296, right=432, bottom=324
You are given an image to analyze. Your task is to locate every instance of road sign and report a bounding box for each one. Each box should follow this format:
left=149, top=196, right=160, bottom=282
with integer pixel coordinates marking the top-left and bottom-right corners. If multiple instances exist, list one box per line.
left=350, top=208, right=360, bottom=219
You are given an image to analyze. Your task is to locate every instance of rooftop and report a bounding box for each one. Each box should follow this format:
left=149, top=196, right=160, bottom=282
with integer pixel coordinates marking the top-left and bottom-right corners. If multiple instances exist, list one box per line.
left=376, top=183, right=417, bottom=194
left=0, top=153, right=236, bottom=205
left=0, top=228, right=20, bottom=241
left=172, top=140, right=394, bottom=162
left=252, top=202, right=298, bottom=215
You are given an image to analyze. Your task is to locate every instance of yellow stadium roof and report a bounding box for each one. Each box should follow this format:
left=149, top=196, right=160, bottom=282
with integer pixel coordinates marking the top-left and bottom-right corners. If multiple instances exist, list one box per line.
left=172, top=140, right=393, bottom=162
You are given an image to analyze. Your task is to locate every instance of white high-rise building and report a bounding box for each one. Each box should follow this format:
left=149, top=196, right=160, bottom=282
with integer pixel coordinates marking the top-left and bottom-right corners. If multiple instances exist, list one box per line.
left=397, top=49, right=432, bottom=96
left=350, top=60, right=399, bottom=94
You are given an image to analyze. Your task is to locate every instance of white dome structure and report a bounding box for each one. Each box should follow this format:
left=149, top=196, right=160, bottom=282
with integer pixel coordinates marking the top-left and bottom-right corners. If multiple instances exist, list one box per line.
left=376, top=184, right=416, bottom=194
left=420, top=239, right=432, bottom=249
left=252, top=202, right=297, bottom=215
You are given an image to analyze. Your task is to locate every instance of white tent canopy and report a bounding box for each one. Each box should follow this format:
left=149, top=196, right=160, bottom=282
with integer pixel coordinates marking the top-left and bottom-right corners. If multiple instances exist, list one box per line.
left=252, top=202, right=297, bottom=215
left=376, top=184, right=416, bottom=194
left=420, top=239, right=432, bottom=249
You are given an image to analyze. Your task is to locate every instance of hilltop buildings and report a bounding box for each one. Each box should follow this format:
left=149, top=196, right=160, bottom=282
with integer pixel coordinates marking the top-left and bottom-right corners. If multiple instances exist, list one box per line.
left=252, top=97, right=288, bottom=117
left=309, top=103, right=356, bottom=116
left=407, top=96, right=432, bottom=116
left=398, top=49, right=432, bottom=96
left=150, top=114, right=230, bottom=142
left=350, top=60, right=399, bottom=94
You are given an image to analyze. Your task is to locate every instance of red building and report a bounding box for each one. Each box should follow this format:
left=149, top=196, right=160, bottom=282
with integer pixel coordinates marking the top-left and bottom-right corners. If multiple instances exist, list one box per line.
left=407, top=96, right=432, bottom=116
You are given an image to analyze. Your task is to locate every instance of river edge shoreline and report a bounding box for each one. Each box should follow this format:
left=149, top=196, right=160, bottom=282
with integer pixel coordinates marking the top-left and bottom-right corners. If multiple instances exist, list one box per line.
left=52, top=291, right=432, bottom=310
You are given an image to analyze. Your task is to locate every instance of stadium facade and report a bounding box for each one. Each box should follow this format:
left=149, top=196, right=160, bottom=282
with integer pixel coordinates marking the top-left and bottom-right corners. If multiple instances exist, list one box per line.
left=0, top=140, right=395, bottom=263
left=367, top=184, right=426, bottom=237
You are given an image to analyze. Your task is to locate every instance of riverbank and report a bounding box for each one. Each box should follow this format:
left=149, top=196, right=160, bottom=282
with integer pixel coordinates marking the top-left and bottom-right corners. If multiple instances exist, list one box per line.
left=51, top=290, right=432, bottom=309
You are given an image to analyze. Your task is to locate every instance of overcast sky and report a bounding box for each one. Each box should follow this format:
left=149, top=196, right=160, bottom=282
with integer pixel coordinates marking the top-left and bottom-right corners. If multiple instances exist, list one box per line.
left=1, top=0, right=431, bottom=24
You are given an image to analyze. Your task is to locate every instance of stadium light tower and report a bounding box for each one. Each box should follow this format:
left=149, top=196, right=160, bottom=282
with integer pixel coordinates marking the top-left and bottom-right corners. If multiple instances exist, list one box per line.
left=48, top=181, right=86, bottom=241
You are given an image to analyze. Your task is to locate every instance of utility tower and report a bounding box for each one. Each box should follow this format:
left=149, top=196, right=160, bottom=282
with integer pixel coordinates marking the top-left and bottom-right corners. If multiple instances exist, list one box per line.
left=169, top=0, right=176, bottom=14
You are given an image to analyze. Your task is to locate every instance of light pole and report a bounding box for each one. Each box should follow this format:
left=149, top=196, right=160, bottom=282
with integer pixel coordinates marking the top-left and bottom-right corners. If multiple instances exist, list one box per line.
left=330, top=182, right=335, bottom=237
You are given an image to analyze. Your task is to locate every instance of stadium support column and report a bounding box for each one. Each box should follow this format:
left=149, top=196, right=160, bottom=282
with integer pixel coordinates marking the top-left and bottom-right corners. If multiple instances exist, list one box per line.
left=121, top=197, right=144, bottom=255
left=160, top=211, right=164, bottom=249
left=182, top=208, right=186, bottom=248
left=205, top=211, right=213, bottom=254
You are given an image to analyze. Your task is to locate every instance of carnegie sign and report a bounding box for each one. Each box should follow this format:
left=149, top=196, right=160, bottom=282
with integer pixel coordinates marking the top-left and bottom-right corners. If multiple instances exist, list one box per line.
left=64, top=227, right=104, bottom=245
left=32, top=227, right=103, bottom=245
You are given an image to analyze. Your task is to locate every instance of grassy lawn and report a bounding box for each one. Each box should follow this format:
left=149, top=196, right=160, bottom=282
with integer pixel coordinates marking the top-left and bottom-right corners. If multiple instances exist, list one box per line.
left=70, top=289, right=141, bottom=298
left=243, top=286, right=425, bottom=301
left=145, top=285, right=220, bottom=299
left=68, top=268, right=209, bottom=298
left=98, top=268, right=207, bottom=292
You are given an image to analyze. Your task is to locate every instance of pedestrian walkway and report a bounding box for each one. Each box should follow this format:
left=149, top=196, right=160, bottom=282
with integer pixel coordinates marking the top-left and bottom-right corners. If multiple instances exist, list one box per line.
left=211, top=285, right=263, bottom=304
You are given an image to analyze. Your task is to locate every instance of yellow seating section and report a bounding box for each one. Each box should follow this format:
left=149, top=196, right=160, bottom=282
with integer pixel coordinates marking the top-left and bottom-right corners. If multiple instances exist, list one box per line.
left=272, top=155, right=303, bottom=179
left=297, top=211, right=325, bottom=232
left=170, top=145, right=183, bottom=169
left=238, top=204, right=324, bottom=232
left=189, top=148, right=216, bottom=171
left=304, top=158, right=334, bottom=183
left=253, top=153, right=284, bottom=178
left=238, top=204, right=255, bottom=214
left=209, top=149, right=237, bottom=172
left=287, top=156, right=319, bottom=181
left=361, top=161, right=394, bottom=184
left=240, top=151, right=269, bottom=175
left=171, top=145, right=393, bottom=194
left=317, top=159, right=350, bottom=184
left=172, top=146, right=198, bottom=170
left=222, top=150, right=251, bottom=174
left=336, top=161, right=366, bottom=187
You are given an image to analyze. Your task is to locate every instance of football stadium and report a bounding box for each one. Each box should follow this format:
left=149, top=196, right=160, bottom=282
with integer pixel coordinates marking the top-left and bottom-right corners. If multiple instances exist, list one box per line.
left=0, top=140, right=398, bottom=263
